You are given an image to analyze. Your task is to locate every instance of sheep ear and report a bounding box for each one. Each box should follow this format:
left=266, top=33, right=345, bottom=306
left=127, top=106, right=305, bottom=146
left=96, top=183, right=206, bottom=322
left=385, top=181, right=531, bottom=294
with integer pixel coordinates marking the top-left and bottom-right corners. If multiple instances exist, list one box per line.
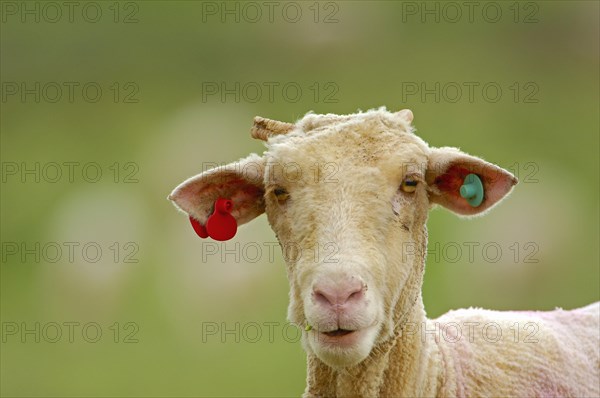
left=426, top=147, right=518, bottom=216
left=168, top=154, right=265, bottom=226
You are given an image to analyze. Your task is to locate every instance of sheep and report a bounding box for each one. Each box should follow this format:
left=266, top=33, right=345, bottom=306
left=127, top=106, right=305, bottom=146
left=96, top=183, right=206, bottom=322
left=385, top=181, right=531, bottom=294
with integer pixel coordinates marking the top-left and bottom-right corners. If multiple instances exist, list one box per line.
left=169, top=107, right=600, bottom=397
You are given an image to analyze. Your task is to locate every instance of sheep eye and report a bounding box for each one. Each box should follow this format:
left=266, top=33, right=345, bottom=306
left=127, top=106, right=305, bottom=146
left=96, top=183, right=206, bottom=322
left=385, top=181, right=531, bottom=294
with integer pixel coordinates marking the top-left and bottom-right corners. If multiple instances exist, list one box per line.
left=273, top=188, right=290, bottom=202
left=401, top=179, right=418, bottom=193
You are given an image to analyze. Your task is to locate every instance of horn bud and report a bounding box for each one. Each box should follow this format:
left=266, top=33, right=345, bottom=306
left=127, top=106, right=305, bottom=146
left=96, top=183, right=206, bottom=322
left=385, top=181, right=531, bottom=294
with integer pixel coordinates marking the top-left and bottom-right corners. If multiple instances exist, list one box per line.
left=251, top=116, right=294, bottom=141
left=396, top=109, right=414, bottom=123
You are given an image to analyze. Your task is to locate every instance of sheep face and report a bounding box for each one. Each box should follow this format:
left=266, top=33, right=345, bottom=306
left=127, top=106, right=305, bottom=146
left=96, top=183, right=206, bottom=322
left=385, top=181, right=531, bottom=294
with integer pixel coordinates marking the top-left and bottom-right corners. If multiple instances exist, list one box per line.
left=263, top=112, right=430, bottom=368
left=169, top=108, right=517, bottom=370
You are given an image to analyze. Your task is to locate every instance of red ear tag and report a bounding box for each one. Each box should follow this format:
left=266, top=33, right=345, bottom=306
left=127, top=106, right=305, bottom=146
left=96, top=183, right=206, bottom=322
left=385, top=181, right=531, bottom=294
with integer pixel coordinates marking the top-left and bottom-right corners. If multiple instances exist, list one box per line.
left=206, top=198, right=237, bottom=241
left=189, top=216, right=209, bottom=238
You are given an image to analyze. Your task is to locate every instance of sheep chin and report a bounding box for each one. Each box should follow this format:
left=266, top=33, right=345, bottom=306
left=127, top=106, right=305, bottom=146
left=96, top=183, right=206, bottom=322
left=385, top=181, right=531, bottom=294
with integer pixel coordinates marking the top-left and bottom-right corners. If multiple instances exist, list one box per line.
left=306, top=325, right=379, bottom=369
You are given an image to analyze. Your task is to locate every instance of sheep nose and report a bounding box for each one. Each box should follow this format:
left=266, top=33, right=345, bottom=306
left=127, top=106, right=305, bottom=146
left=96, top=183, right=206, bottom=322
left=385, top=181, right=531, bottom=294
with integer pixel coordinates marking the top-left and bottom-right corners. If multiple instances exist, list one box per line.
left=313, top=278, right=366, bottom=308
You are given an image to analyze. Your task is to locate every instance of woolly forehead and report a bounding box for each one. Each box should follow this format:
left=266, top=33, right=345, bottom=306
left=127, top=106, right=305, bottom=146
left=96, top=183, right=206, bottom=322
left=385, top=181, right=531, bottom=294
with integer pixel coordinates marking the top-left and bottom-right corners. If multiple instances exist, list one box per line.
left=263, top=119, right=430, bottom=188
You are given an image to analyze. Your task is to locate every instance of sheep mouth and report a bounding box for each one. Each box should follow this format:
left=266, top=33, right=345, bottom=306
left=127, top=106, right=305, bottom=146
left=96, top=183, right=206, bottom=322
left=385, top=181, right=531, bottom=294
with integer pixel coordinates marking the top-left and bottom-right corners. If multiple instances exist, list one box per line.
left=323, top=329, right=355, bottom=337
left=317, top=327, right=366, bottom=348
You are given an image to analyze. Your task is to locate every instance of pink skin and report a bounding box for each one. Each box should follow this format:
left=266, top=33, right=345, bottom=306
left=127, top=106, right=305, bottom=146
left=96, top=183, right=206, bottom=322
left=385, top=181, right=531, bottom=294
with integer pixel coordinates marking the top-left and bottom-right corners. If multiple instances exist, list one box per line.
left=310, top=277, right=370, bottom=347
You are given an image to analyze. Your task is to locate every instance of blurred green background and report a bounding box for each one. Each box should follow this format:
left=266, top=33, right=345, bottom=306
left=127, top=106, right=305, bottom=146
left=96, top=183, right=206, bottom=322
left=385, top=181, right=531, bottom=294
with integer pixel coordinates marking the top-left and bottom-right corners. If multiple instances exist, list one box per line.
left=1, top=1, right=598, bottom=396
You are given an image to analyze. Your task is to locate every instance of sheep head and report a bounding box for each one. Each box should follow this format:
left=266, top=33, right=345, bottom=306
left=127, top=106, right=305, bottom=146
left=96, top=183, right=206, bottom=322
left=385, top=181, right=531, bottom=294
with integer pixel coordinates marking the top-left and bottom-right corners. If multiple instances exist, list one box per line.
left=169, top=107, right=517, bottom=369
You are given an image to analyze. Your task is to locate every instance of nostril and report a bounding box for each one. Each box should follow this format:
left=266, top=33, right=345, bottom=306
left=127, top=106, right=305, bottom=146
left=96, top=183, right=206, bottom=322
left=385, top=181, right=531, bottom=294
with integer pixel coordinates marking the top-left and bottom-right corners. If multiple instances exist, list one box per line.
left=348, top=288, right=364, bottom=301
left=313, top=290, right=333, bottom=306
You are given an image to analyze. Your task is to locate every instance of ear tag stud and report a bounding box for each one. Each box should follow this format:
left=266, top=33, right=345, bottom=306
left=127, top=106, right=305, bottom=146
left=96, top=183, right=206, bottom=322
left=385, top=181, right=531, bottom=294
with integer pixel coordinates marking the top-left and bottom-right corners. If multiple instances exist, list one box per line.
left=460, top=174, right=484, bottom=207
left=206, top=198, right=237, bottom=241
left=188, top=198, right=238, bottom=241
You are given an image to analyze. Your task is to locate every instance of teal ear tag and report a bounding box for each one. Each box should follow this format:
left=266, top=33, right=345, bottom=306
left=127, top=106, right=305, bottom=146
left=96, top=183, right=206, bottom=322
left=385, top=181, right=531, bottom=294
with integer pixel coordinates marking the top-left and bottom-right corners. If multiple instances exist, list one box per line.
left=460, top=174, right=484, bottom=207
